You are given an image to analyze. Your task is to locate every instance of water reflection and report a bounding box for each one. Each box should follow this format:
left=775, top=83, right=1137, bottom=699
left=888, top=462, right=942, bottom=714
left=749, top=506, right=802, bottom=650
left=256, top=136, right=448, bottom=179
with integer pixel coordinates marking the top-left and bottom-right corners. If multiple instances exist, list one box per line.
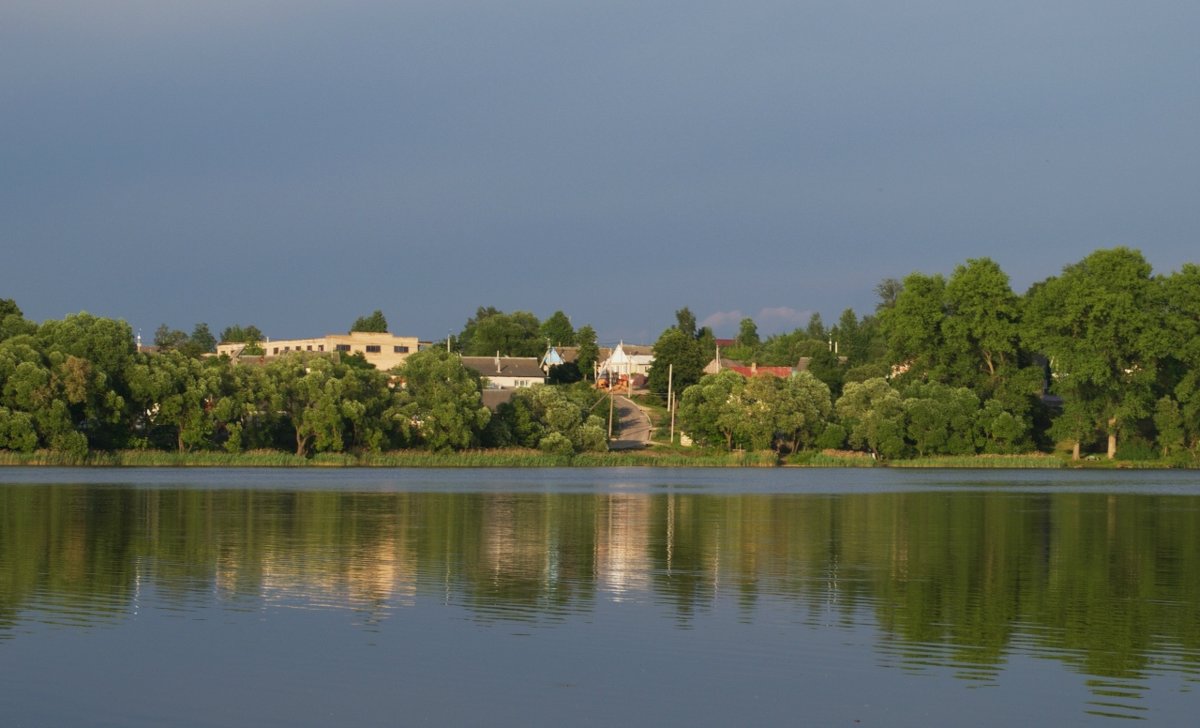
left=2, top=484, right=1198, bottom=720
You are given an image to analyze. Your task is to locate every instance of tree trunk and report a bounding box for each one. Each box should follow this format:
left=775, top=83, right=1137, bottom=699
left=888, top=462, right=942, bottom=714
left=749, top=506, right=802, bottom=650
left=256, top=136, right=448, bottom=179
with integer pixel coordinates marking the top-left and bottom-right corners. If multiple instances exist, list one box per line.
left=1107, top=417, right=1118, bottom=459
left=1072, top=440, right=1081, bottom=460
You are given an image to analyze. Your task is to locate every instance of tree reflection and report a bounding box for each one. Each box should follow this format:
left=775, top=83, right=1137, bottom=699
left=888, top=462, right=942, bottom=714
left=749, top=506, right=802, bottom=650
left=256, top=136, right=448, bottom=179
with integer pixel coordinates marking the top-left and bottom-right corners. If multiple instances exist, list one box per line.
left=1, top=484, right=1198, bottom=690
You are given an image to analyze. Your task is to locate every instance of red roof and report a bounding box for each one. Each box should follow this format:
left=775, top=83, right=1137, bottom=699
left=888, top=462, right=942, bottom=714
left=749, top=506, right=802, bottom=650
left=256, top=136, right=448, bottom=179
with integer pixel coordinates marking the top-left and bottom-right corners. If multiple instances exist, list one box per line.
left=727, top=365, right=793, bottom=378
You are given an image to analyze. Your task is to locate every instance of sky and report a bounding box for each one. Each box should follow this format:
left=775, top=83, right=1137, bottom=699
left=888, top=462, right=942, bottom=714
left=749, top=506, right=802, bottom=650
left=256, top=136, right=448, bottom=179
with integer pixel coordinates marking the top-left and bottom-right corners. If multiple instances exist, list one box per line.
left=3, top=1, right=1198, bottom=347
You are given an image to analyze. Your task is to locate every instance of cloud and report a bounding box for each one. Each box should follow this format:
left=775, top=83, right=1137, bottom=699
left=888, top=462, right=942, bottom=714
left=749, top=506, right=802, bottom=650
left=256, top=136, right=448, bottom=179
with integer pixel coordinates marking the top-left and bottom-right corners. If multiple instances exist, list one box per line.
left=700, top=310, right=745, bottom=334
left=701, top=307, right=812, bottom=337
left=755, top=307, right=812, bottom=335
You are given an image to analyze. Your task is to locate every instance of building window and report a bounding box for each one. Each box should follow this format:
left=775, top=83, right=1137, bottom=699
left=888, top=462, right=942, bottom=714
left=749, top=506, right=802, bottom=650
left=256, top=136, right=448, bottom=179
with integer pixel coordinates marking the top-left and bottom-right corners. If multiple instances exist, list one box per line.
left=318, top=345, right=324, bottom=352
left=273, top=347, right=279, bottom=355
left=335, top=344, right=351, bottom=352
left=394, top=345, right=409, bottom=353
left=306, top=345, right=312, bottom=351
left=366, top=345, right=381, bottom=353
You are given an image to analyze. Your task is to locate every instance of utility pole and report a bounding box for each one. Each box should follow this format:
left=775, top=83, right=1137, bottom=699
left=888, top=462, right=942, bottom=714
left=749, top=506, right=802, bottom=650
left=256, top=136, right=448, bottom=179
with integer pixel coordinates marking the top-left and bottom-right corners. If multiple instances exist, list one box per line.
left=608, top=387, right=615, bottom=440
left=667, top=363, right=673, bottom=414
left=670, top=393, right=677, bottom=445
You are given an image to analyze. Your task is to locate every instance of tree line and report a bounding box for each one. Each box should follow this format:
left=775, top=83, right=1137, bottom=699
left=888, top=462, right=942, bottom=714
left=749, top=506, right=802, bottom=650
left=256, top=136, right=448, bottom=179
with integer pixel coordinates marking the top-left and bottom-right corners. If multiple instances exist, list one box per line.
left=656, top=248, right=1199, bottom=462
left=0, top=302, right=607, bottom=456
left=2, top=246, right=1198, bottom=462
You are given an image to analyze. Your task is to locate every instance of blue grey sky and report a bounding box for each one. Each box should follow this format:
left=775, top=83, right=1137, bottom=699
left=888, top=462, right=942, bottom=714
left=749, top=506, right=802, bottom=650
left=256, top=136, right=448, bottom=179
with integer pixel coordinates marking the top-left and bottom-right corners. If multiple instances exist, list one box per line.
left=4, top=1, right=1198, bottom=346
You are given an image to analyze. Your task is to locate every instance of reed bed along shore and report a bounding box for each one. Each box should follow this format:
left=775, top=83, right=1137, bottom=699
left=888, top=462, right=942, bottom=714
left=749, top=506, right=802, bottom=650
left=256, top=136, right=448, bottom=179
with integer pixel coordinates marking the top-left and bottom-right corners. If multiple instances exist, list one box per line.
left=0, top=448, right=1190, bottom=469
left=0, top=447, right=778, bottom=468
left=886, top=453, right=1068, bottom=469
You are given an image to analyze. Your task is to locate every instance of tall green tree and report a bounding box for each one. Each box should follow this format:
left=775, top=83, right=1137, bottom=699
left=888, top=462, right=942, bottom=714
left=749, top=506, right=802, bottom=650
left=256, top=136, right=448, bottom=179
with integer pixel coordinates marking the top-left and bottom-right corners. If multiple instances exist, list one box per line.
left=575, top=325, right=599, bottom=380
left=0, top=338, right=81, bottom=453
left=219, top=324, right=264, bottom=344
left=462, top=310, right=542, bottom=357
left=266, top=355, right=347, bottom=456
left=647, top=327, right=707, bottom=402
left=1025, top=248, right=1164, bottom=459
left=838, top=308, right=886, bottom=367
left=880, top=272, right=947, bottom=379
left=399, top=349, right=490, bottom=450
left=875, top=278, right=903, bottom=311
left=1163, top=264, right=1200, bottom=453
left=337, top=364, right=413, bottom=452
left=736, top=317, right=761, bottom=348
left=188, top=323, right=217, bottom=355
left=455, top=306, right=502, bottom=353
left=539, top=311, right=576, bottom=347
left=220, top=324, right=265, bottom=355
left=154, top=324, right=189, bottom=350
left=127, top=350, right=221, bottom=452
left=942, top=258, right=1021, bottom=387
left=675, top=307, right=698, bottom=338
left=776, top=372, right=834, bottom=453
left=678, top=370, right=748, bottom=449
left=37, top=312, right=135, bottom=449
left=806, top=313, right=826, bottom=341
left=351, top=310, right=388, bottom=333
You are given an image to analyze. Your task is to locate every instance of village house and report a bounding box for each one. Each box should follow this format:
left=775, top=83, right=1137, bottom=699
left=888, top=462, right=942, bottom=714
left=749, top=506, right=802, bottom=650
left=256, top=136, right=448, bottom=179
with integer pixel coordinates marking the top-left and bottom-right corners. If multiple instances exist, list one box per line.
left=216, top=331, right=424, bottom=370
left=598, top=342, right=654, bottom=380
left=460, top=355, right=546, bottom=389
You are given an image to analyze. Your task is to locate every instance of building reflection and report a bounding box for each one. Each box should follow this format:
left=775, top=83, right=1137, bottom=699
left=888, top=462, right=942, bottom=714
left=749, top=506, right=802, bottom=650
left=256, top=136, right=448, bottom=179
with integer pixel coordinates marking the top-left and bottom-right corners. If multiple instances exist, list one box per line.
left=595, top=494, right=653, bottom=601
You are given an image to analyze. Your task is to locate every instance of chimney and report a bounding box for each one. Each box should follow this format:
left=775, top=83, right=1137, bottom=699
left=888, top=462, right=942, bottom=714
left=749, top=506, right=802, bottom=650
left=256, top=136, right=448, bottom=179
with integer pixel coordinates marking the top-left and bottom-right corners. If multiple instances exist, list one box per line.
left=495, top=351, right=501, bottom=374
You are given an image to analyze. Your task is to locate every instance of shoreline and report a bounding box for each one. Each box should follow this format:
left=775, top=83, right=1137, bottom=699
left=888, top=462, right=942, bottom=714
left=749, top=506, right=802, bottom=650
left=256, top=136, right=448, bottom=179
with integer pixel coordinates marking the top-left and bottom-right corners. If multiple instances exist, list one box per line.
left=0, top=449, right=1191, bottom=469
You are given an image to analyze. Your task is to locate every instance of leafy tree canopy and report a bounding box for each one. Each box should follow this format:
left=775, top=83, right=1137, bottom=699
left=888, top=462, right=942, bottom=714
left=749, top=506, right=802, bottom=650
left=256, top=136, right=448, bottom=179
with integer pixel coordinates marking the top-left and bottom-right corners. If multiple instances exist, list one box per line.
left=736, top=317, right=760, bottom=348
left=1024, top=247, right=1161, bottom=458
left=462, top=309, right=542, bottom=357
left=399, top=349, right=490, bottom=450
left=675, top=307, right=697, bottom=338
left=351, top=310, right=388, bottom=333
left=575, top=325, right=599, bottom=380
left=539, top=310, right=576, bottom=347
left=220, top=325, right=264, bottom=344
left=647, top=326, right=708, bottom=402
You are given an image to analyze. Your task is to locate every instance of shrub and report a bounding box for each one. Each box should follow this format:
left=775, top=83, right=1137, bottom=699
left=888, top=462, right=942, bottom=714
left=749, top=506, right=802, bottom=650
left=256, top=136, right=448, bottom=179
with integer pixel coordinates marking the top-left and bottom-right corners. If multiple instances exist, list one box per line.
left=538, top=431, right=575, bottom=456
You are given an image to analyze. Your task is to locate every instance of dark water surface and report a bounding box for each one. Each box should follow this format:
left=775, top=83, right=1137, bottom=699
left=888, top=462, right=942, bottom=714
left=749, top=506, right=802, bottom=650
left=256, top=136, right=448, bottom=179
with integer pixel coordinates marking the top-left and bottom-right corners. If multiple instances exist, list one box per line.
left=2, top=468, right=1198, bottom=726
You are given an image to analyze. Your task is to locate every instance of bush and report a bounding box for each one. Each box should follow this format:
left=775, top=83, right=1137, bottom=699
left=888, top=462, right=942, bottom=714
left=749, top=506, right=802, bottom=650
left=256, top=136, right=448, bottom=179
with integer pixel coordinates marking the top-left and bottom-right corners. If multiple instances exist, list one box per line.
left=814, top=423, right=847, bottom=450
left=538, top=431, right=575, bottom=456
left=1115, top=434, right=1158, bottom=461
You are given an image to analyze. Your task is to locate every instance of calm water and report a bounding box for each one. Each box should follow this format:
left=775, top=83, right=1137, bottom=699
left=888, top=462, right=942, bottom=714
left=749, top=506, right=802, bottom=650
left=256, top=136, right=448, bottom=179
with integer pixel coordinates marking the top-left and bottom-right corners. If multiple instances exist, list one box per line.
left=2, top=468, right=1198, bottom=727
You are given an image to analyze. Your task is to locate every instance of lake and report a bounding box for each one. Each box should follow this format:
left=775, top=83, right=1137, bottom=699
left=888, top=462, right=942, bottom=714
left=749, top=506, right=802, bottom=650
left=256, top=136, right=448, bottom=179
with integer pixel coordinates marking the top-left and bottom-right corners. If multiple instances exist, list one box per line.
left=1, top=467, right=1198, bottom=726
